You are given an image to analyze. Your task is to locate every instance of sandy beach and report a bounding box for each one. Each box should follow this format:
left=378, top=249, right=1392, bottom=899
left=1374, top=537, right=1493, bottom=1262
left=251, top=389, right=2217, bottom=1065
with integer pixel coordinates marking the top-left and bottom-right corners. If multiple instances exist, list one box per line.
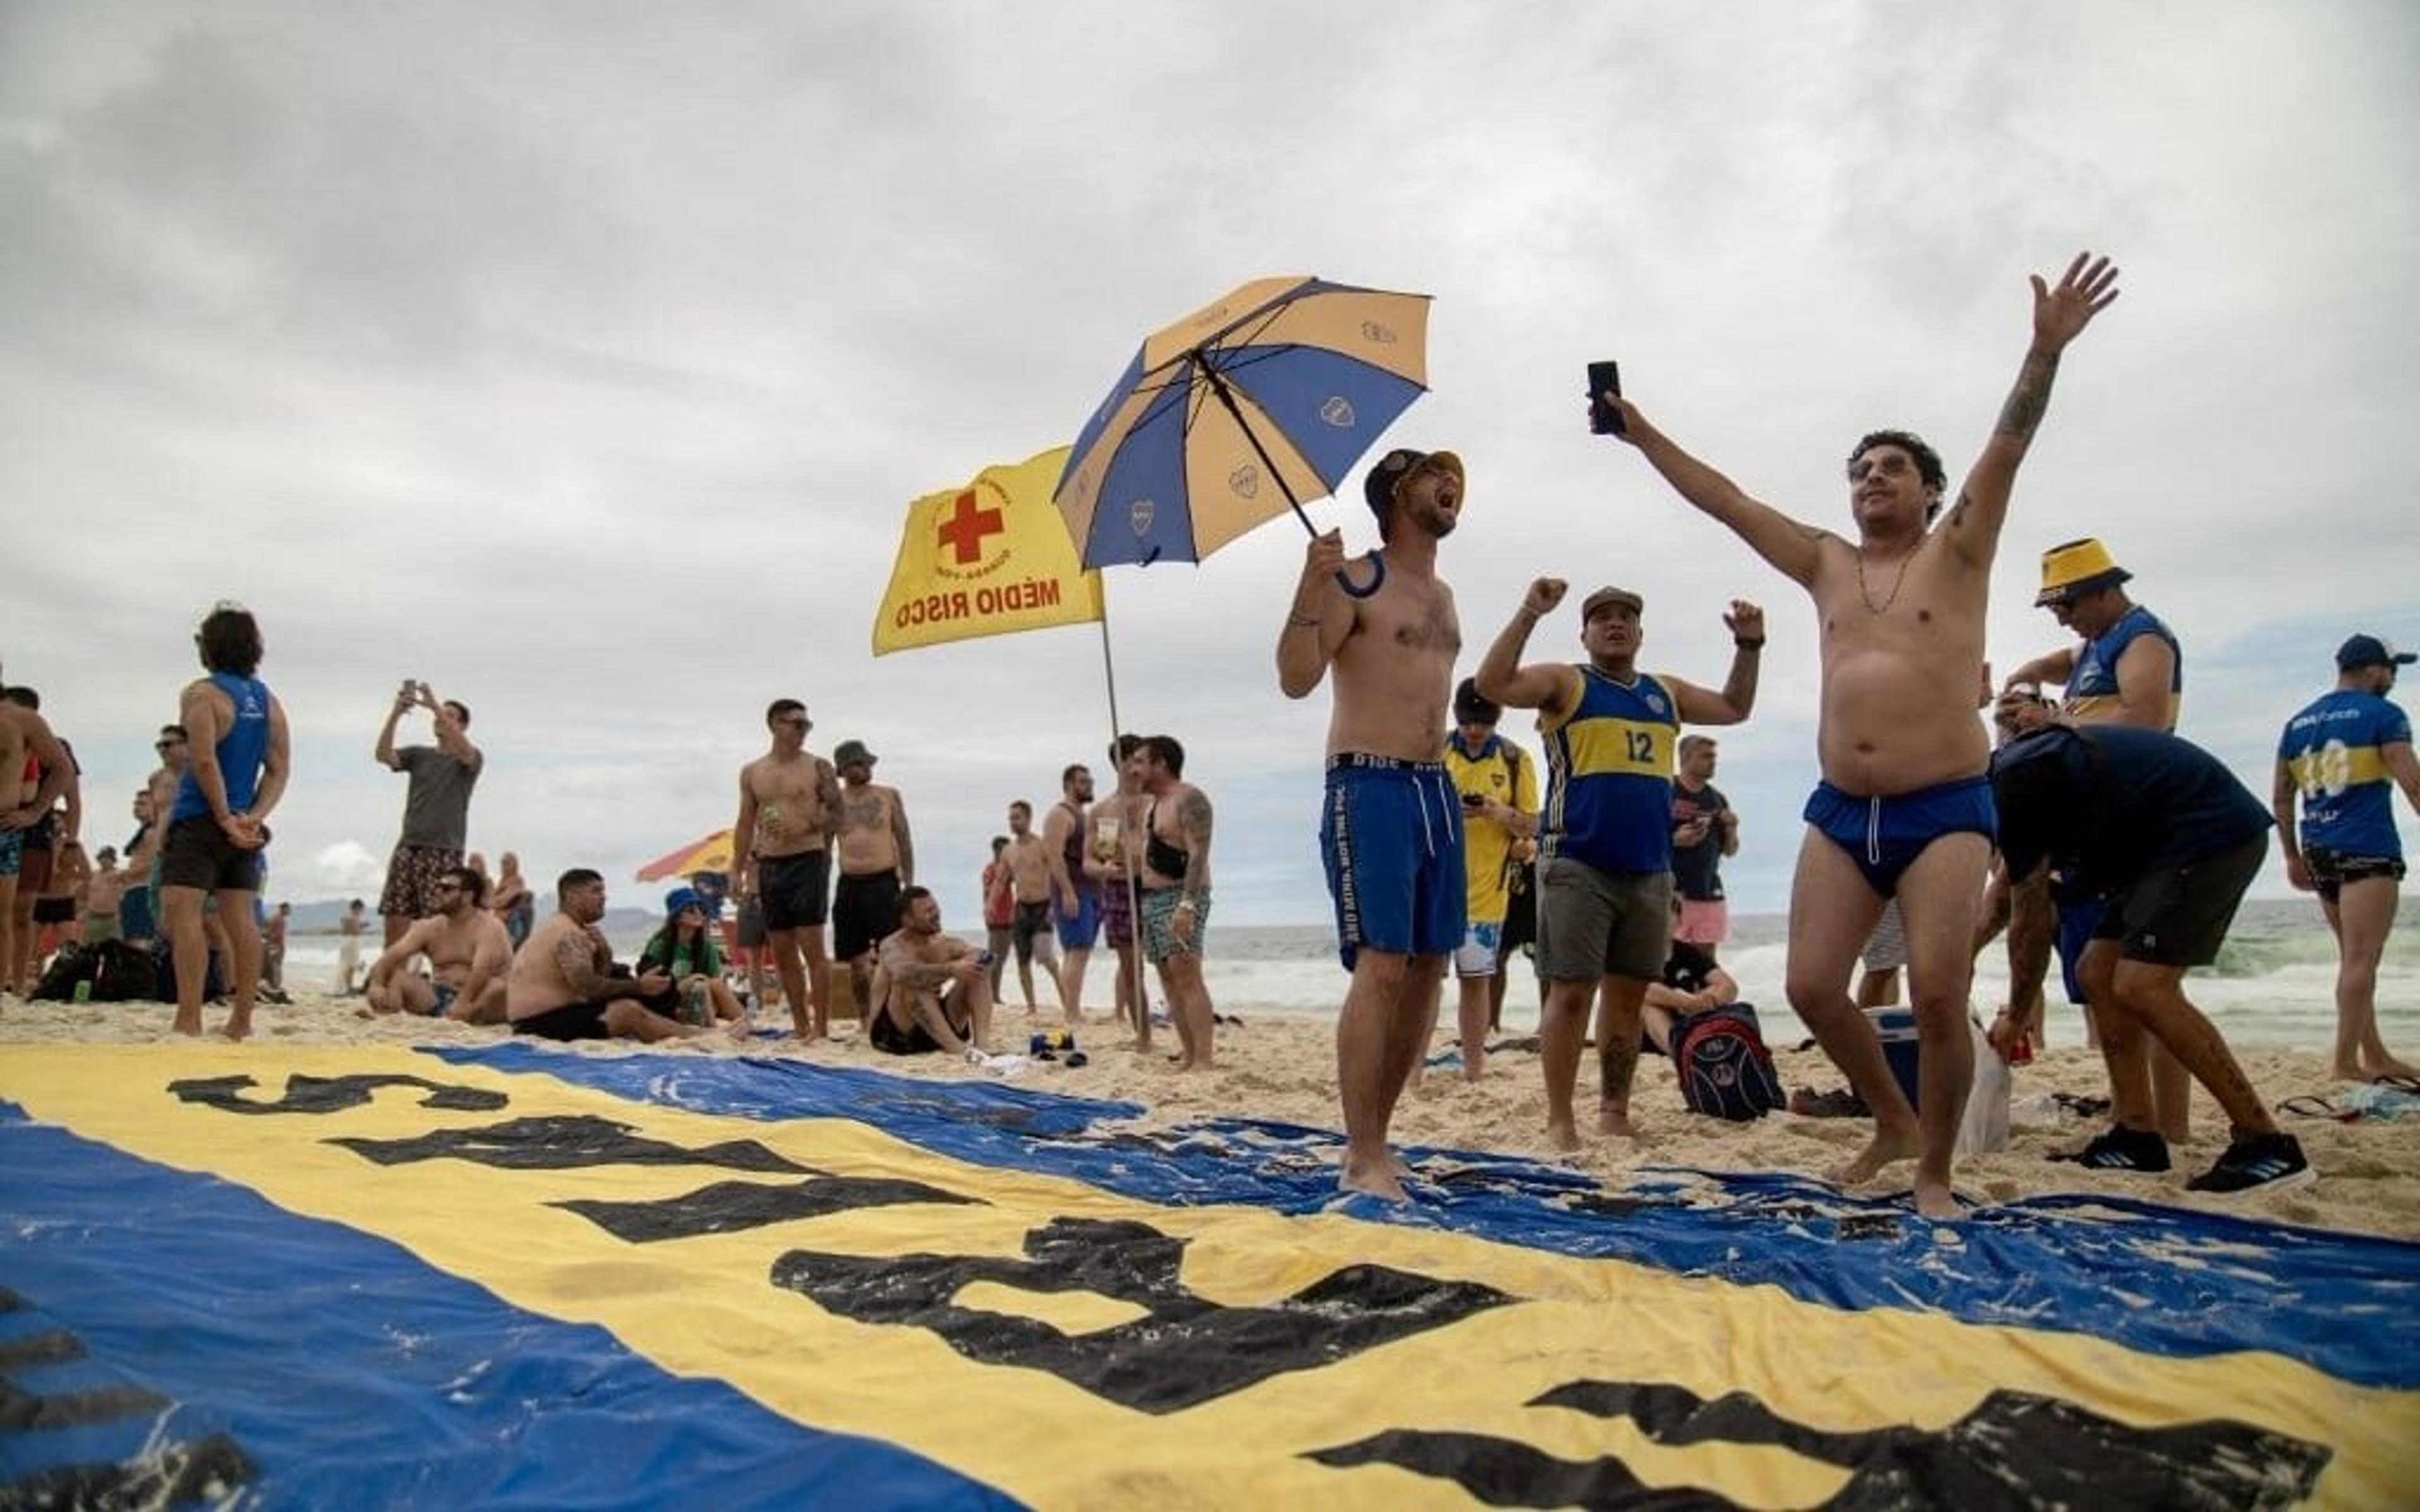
left=7, top=989, right=2414, bottom=1240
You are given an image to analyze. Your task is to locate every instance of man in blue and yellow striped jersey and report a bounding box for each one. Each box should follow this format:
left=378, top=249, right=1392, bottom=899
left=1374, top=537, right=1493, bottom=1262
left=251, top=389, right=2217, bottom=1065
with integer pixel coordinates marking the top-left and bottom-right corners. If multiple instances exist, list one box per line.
left=2274, top=633, right=2420, bottom=1084
left=1475, top=580, right=1761, bottom=1150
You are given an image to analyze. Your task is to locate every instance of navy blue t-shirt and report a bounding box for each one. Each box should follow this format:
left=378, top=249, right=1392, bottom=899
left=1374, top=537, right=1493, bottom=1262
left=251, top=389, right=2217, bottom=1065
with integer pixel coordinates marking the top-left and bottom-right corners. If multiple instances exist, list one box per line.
left=1991, top=724, right=2270, bottom=899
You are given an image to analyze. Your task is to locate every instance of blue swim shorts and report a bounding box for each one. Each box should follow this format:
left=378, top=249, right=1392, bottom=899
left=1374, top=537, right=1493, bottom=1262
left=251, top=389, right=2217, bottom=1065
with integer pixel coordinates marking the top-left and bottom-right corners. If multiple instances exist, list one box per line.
left=1320, top=755, right=1466, bottom=971
left=1803, top=774, right=1997, bottom=897
left=1053, top=885, right=1102, bottom=951
left=0, top=828, right=19, bottom=878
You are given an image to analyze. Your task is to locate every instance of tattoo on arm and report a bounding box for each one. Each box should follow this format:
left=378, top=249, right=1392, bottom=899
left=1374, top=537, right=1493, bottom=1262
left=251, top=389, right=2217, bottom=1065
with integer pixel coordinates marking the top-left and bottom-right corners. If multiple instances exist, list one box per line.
left=877, top=937, right=954, bottom=989
left=1178, top=789, right=1213, bottom=891
left=555, top=935, right=611, bottom=999
left=1995, top=350, right=2061, bottom=444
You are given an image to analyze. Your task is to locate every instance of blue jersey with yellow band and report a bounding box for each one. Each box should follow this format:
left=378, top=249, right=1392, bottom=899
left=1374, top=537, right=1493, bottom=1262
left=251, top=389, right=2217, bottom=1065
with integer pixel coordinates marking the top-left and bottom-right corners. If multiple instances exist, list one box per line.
left=1538, top=666, right=1677, bottom=874
left=2279, top=689, right=2411, bottom=859
left=2065, top=604, right=2182, bottom=726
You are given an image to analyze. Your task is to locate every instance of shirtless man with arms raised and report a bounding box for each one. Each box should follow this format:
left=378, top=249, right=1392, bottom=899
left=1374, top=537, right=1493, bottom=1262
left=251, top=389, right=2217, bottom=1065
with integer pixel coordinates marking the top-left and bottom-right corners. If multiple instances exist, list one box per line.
left=1607, top=253, right=2120, bottom=1218
left=829, top=738, right=913, bottom=1024
left=363, top=865, right=513, bottom=1022
left=1276, top=446, right=1464, bottom=1201
left=0, top=656, right=74, bottom=1004
left=734, top=699, right=842, bottom=1040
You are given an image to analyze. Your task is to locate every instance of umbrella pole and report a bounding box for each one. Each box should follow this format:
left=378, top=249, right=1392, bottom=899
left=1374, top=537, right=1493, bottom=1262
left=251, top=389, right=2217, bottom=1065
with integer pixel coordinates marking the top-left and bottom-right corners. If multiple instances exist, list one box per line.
left=1093, top=585, right=1154, bottom=1048
left=1199, top=357, right=1318, bottom=536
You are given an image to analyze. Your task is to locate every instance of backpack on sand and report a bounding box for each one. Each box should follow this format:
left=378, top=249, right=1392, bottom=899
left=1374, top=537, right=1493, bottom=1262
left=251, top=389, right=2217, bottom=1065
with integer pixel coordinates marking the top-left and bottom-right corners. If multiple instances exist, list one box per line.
left=1673, top=1004, right=1787, bottom=1121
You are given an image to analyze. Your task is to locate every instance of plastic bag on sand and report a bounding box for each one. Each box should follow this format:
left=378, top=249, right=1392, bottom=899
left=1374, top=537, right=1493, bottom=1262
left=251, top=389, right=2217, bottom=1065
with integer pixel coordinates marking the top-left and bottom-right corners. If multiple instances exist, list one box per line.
left=1959, top=1016, right=2011, bottom=1155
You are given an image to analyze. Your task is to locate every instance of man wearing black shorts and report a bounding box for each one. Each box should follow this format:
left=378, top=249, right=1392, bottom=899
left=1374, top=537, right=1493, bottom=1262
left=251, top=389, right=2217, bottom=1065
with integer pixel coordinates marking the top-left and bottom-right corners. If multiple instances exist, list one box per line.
left=507, top=868, right=705, bottom=1045
left=734, top=699, right=841, bottom=1040
left=159, top=605, right=290, bottom=1040
left=1992, top=723, right=2311, bottom=1196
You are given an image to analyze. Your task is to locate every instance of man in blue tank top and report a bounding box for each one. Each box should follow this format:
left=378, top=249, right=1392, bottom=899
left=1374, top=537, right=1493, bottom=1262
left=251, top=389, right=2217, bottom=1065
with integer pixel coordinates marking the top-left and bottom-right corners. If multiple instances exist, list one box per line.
left=2274, top=633, right=2420, bottom=1084
left=2005, top=536, right=2194, bottom=1145
left=1475, top=580, right=1762, bottom=1150
left=160, top=604, right=291, bottom=1040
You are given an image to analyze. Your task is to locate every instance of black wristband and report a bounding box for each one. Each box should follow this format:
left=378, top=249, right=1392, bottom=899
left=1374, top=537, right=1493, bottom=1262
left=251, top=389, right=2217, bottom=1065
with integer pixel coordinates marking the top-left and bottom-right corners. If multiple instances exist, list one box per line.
left=1734, top=638, right=1765, bottom=650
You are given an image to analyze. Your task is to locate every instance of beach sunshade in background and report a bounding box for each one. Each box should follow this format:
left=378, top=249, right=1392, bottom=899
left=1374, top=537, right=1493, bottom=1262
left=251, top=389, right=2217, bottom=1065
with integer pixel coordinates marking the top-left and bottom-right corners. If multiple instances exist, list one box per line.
left=633, top=828, right=735, bottom=883
left=870, top=446, right=1102, bottom=656
left=1054, top=277, right=1431, bottom=568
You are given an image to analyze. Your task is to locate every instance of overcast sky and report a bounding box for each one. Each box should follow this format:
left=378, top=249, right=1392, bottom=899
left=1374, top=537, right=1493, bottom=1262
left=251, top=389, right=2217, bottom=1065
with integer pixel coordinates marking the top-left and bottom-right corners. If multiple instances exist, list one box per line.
left=6, top=1, right=2416, bottom=928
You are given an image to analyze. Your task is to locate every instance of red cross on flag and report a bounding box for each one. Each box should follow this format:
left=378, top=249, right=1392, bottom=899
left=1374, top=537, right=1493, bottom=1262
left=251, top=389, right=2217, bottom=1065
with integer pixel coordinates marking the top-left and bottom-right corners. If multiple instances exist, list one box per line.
left=871, top=445, right=1105, bottom=656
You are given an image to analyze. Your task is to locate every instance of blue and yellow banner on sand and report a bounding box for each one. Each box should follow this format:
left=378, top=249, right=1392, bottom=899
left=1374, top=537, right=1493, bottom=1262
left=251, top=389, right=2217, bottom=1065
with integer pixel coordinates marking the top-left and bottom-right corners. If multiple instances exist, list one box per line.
left=4, top=1043, right=2416, bottom=1508
left=871, top=446, right=1102, bottom=656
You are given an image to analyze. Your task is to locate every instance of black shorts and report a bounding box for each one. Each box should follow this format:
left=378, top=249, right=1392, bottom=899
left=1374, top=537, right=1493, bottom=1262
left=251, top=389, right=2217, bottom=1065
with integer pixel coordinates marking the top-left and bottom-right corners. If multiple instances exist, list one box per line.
left=158, top=815, right=265, bottom=894
left=833, top=868, right=902, bottom=961
left=512, top=1001, right=611, bottom=1041
left=2095, top=833, right=2266, bottom=968
left=1011, top=900, right=1054, bottom=964
left=868, top=992, right=969, bottom=1056
left=32, top=896, right=76, bottom=925
left=2307, top=847, right=2406, bottom=904
left=758, top=850, right=830, bottom=932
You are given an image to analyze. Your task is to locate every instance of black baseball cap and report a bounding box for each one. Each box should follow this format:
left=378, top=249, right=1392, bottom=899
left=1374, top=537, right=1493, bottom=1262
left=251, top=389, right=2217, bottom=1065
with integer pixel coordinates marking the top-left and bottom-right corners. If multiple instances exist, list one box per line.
left=2337, top=634, right=2416, bottom=672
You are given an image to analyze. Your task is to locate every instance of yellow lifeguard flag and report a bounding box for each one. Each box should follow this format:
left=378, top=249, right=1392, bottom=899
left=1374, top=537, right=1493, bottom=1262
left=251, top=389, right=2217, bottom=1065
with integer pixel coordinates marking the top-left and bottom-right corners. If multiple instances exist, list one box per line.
left=870, top=445, right=1105, bottom=656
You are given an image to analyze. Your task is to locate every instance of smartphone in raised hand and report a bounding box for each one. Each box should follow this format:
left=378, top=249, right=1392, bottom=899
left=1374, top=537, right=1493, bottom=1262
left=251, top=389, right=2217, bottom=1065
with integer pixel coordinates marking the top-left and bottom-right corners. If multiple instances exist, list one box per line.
left=1587, top=359, right=1623, bottom=436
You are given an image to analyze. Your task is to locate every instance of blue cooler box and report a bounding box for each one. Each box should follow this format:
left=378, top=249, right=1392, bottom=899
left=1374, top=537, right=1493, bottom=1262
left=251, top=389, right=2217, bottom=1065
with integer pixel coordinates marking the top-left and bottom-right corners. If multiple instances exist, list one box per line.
left=1863, top=1007, right=1923, bottom=1111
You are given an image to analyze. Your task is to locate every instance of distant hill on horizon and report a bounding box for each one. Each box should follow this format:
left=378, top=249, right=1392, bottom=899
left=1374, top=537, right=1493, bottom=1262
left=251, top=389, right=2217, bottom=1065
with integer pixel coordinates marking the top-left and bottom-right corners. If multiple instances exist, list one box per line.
left=287, top=901, right=664, bottom=938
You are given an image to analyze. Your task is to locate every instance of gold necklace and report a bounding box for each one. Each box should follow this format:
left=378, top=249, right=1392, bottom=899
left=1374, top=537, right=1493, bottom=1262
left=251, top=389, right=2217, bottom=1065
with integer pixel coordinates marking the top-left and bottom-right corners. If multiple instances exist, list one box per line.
left=1855, top=547, right=1915, bottom=615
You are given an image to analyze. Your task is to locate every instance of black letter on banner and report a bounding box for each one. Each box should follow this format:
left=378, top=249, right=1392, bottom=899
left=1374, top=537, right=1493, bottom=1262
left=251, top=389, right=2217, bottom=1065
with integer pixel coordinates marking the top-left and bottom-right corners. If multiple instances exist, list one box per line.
left=170, top=1073, right=509, bottom=1115
left=771, top=1215, right=1510, bottom=1413
left=333, top=1113, right=804, bottom=1173
left=0, top=1288, right=257, bottom=1503
left=1307, top=1380, right=2331, bottom=1509
left=560, top=1176, right=982, bottom=1244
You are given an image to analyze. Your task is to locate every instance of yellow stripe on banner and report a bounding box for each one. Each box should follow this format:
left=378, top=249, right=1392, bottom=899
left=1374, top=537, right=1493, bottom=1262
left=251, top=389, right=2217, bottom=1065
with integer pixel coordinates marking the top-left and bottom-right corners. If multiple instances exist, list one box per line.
left=1559, top=714, right=1674, bottom=780
left=3, top=1045, right=2411, bottom=1510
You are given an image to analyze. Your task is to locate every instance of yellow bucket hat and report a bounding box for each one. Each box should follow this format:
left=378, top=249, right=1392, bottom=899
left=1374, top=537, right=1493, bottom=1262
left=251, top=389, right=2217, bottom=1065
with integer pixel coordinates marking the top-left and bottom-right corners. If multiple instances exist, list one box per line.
left=2035, top=537, right=2132, bottom=607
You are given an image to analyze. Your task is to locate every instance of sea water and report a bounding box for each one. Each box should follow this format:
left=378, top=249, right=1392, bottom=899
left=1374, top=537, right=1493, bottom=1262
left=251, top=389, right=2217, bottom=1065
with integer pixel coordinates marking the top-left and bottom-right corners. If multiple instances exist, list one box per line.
left=273, top=899, right=2416, bottom=1051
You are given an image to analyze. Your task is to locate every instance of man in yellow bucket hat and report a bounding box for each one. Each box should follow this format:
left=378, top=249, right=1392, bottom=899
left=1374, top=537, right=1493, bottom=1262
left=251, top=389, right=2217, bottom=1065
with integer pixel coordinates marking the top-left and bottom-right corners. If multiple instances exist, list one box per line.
left=1599, top=251, right=2122, bottom=1220
left=2003, top=535, right=2191, bottom=1155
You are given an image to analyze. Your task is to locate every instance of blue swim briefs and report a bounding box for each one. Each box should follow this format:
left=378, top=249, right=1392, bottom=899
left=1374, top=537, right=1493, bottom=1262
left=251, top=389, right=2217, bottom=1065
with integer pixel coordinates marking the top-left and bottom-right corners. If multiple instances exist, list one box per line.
left=1320, top=755, right=1466, bottom=970
left=1803, top=774, right=1997, bottom=897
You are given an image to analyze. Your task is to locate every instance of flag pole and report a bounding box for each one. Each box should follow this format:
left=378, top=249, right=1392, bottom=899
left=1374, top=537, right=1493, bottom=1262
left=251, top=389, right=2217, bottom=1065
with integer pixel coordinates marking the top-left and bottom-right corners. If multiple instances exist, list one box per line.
left=1093, top=576, right=1154, bottom=1051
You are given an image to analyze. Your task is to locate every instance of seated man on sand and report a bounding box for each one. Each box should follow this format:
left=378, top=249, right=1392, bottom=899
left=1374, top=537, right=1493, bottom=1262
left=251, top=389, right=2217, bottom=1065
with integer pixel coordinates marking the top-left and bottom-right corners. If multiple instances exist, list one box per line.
left=1640, top=937, right=1741, bottom=1058
left=867, top=885, right=995, bottom=1059
left=362, top=865, right=513, bottom=1022
left=507, top=868, right=720, bottom=1045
